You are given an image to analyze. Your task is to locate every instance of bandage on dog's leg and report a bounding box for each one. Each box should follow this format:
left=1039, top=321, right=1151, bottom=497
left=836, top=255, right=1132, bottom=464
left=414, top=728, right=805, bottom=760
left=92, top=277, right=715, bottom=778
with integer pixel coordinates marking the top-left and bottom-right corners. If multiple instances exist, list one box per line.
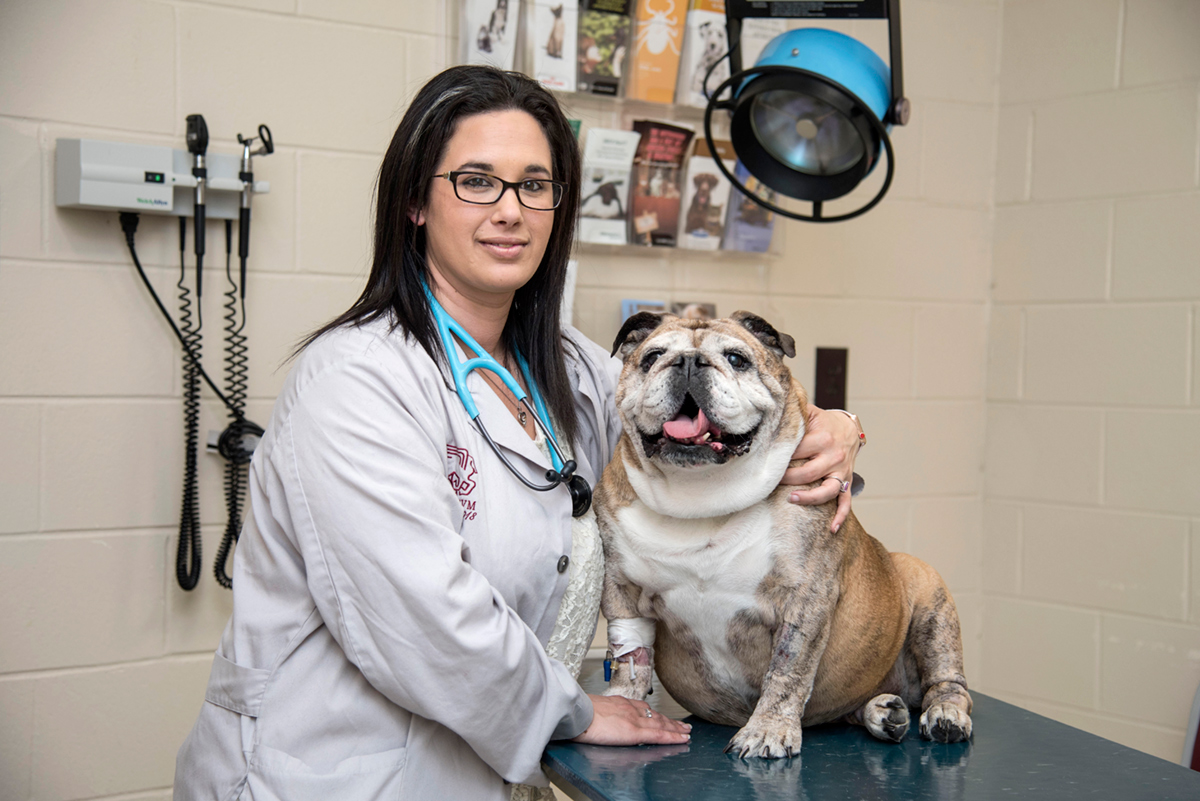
left=605, top=618, right=656, bottom=700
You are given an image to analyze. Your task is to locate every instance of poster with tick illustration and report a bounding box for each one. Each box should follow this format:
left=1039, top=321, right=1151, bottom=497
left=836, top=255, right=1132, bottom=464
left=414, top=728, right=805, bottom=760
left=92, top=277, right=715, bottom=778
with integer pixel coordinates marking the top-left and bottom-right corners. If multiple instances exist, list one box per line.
left=627, top=0, right=686, bottom=103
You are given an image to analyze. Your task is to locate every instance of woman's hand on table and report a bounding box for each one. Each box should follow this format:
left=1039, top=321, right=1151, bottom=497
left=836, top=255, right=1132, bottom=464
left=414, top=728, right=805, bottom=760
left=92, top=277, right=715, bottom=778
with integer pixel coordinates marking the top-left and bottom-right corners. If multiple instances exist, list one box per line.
left=572, top=694, right=691, bottom=746
left=781, top=405, right=863, bottom=533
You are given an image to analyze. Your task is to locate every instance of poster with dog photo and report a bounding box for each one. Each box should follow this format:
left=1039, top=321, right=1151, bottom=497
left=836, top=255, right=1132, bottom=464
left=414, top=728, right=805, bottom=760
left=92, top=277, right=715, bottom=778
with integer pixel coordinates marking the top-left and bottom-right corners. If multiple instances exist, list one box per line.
left=678, top=137, right=735, bottom=250
left=722, top=160, right=777, bottom=253
left=531, top=0, right=578, bottom=91
left=463, top=0, right=521, bottom=70
left=578, top=0, right=633, bottom=96
left=674, top=0, right=728, bottom=108
left=628, top=119, right=694, bottom=246
left=579, top=128, right=642, bottom=245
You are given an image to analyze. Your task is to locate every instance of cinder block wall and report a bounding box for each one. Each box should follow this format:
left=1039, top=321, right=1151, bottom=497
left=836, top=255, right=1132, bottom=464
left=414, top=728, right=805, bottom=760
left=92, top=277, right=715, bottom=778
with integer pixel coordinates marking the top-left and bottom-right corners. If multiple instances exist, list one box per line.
left=0, top=0, right=1191, bottom=798
left=978, top=0, right=1200, bottom=762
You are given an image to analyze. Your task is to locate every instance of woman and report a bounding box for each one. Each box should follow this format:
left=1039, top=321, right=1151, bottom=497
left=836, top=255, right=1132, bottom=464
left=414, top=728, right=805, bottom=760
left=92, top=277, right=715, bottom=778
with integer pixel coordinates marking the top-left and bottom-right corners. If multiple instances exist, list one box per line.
left=175, top=66, right=861, bottom=800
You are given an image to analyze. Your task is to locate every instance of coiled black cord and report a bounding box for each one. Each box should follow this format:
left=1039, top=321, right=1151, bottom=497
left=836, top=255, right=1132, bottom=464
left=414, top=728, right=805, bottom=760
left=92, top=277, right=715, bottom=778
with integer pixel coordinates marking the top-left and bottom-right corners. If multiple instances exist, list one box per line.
left=119, top=212, right=264, bottom=591
left=177, top=217, right=203, bottom=591
left=215, top=220, right=251, bottom=589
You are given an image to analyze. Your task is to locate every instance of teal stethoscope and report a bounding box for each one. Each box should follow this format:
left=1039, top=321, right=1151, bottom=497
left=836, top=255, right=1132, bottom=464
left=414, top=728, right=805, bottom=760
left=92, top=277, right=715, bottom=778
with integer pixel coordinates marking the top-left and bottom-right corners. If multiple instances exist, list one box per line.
left=425, top=284, right=592, bottom=517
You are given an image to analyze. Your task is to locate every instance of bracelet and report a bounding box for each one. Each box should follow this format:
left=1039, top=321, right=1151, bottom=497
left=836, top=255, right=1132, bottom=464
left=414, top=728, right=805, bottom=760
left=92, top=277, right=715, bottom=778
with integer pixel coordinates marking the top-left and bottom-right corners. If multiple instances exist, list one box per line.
left=828, top=409, right=866, bottom=449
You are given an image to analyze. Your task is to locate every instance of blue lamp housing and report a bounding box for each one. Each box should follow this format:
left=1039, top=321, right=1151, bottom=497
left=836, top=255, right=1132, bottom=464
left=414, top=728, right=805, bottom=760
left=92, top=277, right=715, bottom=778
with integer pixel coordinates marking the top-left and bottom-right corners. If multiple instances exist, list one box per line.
left=703, top=0, right=909, bottom=222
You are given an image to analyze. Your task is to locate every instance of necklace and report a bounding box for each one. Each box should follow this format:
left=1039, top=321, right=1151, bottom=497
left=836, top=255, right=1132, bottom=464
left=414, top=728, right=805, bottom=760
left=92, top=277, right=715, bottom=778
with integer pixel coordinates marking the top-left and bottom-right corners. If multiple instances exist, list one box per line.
left=481, top=369, right=528, bottom=427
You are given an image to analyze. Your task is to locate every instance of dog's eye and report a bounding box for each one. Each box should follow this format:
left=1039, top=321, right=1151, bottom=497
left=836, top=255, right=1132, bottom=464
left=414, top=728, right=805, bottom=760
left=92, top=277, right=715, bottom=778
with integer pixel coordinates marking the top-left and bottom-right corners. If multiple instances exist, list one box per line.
left=641, top=350, right=663, bottom=372
left=725, top=352, right=750, bottom=370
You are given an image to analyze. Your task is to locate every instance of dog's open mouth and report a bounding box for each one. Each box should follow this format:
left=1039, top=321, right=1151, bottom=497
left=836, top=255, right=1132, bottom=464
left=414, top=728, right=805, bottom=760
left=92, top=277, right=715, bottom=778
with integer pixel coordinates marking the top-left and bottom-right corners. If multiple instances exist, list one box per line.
left=641, top=394, right=757, bottom=461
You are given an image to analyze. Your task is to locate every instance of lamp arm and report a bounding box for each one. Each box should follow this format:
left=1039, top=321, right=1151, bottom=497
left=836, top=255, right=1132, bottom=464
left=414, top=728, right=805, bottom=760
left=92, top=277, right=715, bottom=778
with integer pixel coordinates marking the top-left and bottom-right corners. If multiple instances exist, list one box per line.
left=886, top=0, right=910, bottom=125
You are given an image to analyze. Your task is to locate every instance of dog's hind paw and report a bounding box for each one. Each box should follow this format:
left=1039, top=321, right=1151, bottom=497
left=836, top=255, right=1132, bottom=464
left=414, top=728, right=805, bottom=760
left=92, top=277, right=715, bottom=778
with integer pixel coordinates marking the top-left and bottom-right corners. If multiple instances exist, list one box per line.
left=862, top=694, right=909, bottom=743
left=724, top=718, right=801, bottom=759
left=919, top=703, right=972, bottom=743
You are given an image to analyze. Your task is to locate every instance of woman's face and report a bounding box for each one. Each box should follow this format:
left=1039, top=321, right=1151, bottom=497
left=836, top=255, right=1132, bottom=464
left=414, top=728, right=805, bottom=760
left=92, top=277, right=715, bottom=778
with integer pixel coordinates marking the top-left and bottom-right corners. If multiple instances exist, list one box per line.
left=417, top=109, right=556, bottom=308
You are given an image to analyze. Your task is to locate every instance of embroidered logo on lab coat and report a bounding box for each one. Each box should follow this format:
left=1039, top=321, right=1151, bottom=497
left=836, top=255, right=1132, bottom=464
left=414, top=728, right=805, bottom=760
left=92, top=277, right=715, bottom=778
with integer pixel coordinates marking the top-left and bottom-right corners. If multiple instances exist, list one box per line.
left=446, top=445, right=479, bottom=521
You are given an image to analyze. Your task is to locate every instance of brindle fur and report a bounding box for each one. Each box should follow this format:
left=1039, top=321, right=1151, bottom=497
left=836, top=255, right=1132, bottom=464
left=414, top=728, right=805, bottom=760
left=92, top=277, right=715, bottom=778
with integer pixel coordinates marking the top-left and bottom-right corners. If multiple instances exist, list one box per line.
left=598, top=313, right=972, bottom=758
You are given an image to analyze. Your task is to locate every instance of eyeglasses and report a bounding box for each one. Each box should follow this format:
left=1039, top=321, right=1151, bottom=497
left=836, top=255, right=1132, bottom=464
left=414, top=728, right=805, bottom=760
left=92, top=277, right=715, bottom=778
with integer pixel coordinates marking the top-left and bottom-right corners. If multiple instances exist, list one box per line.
left=435, top=171, right=566, bottom=211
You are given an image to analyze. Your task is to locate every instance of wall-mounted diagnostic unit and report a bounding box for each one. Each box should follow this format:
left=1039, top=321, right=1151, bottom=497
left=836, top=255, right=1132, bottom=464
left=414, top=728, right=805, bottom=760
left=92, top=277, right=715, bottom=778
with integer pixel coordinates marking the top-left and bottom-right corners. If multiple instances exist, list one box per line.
left=56, top=137, right=270, bottom=218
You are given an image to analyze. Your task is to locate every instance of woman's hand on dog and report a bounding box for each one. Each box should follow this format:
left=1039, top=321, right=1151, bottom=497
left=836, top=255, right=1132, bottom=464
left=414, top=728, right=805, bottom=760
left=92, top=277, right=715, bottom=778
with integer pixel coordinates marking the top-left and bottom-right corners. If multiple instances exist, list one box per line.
left=782, top=405, right=862, bottom=533
left=571, top=694, right=692, bottom=746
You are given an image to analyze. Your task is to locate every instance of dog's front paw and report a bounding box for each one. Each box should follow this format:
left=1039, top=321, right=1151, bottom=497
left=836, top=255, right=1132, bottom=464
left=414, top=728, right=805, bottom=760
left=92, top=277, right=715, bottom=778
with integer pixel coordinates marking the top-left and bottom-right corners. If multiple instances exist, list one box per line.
left=862, top=694, right=909, bottom=743
left=724, top=717, right=801, bottom=759
left=919, top=703, right=972, bottom=743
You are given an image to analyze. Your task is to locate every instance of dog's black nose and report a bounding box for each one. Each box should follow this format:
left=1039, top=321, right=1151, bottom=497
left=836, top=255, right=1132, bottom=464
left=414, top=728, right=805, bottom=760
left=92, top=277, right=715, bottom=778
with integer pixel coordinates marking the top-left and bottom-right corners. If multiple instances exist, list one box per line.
left=674, top=352, right=711, bottom=382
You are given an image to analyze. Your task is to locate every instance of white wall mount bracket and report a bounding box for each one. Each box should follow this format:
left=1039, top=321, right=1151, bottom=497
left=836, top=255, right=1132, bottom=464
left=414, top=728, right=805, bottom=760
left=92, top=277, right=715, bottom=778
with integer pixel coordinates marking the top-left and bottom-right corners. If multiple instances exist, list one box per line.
left=55, top=138, right=270, bottom=220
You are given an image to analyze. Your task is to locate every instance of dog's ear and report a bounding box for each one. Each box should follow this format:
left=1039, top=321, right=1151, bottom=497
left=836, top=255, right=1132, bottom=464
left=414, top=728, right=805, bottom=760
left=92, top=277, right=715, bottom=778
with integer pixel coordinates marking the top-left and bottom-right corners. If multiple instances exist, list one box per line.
left=612, top=311, right=666, bottom=360
left=731, top=310, right=796, bottom=359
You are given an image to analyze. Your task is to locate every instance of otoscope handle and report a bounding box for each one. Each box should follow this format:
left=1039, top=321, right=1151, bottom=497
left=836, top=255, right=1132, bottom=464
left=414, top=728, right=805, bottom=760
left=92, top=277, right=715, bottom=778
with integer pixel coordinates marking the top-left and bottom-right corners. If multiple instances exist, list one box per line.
left=238, top=207, right=251, bottom=260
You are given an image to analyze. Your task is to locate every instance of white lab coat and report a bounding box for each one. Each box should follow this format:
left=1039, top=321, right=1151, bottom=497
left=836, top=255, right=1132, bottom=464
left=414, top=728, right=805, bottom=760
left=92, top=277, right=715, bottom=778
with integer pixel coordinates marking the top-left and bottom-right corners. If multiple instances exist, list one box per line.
left=174, top=315, right=622, bottom=800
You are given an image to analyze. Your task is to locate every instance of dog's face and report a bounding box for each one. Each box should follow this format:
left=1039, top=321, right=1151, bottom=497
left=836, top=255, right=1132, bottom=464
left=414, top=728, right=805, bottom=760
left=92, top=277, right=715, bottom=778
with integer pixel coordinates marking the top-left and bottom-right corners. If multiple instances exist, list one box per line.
left=613, top=311, right=798, bottom=467
left=610, top=312, right=806, bottom=516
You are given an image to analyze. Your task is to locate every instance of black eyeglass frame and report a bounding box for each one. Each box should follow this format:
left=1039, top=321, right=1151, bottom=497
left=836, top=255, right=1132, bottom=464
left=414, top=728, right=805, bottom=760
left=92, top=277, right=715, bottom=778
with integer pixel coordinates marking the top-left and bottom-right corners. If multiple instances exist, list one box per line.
left=434, top=171, right=567, bottom=211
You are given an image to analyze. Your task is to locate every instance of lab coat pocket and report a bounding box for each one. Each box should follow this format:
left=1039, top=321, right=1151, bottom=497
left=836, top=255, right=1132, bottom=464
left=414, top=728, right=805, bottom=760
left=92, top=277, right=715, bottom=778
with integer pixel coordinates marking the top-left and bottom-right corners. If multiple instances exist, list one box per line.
left=246, top=745, right=407, bottom=801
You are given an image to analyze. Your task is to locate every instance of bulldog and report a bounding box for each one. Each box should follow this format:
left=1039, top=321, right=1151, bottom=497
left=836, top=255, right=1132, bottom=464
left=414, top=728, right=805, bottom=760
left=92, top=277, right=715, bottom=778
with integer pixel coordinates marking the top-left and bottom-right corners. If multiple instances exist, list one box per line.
left=595, top=311, right=972, bottom=758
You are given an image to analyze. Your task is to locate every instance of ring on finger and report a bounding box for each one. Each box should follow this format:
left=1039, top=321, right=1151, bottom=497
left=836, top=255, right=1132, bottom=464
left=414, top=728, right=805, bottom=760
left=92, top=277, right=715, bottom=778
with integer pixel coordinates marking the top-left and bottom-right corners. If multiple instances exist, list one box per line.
left=644, top=708, right=653, bottom=718
left=829, top=476, right=850, bottom=493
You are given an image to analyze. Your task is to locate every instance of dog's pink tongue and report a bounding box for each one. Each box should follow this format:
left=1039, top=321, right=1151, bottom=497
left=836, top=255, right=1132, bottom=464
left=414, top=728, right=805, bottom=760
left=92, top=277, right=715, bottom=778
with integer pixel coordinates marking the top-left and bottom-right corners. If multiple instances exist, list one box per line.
left=663, top=407, right=709, bottom=440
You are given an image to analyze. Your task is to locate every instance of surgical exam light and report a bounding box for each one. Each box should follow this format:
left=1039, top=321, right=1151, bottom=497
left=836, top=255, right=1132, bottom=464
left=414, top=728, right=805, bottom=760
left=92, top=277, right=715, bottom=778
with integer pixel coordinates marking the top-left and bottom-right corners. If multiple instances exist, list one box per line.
left=704, top=0, right=909, bottom=222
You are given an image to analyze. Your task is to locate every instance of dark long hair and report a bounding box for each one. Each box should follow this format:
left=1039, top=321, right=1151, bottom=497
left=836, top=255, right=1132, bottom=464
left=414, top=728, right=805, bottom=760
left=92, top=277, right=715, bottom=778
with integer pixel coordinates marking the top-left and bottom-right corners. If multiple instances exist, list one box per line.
left=300, top=66, right=583, bottom=446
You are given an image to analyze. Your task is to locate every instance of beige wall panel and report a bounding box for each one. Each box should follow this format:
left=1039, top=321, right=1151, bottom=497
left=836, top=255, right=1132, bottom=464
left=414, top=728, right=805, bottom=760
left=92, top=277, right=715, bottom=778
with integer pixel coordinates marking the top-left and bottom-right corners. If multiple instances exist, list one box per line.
left=1112, top=193, right=1200, bottom=300
left=297, top=152, right=378, bottom=276
left=852, top=497, right=912, bottom=554
left=167, top=525, right=236, bottom=654
left=1022, top=505, right=1188, bottom=620
left=994, top=105, right=1032, bottom=205
left=902, top=0, right=999, bottom=104
left=1121, top=0, right=1200, bottom=87
left=240, top=272, right=367, bottom=399
left=406, top=34, right=454, bottom=95
left=201, top=0, right=297, bottom=11
left=1023, top=304, right=1190, bottom=406
left=0, top=681, right=34, bottom=801
left=985, top=690, right=1185, bottom=763
left=984, top=404, right=1102, bottom=504
left=1101, top=615, right=1200, bottom=729
left=992, top=201, right=1110, bottom=302
left=1192, top=523, right=1200, bottom=623
left=985, top=304, right=1021, bottom=400
left=850, top=400, right=984, bottom=497
left=767, top=299, right=914, bottom=400
left=920, top=102, right=996, bottom=208
left=42, top=402, right=182, bottom=531
left=300, top=0, right=441, bottom=34
left=179, top=7, right=412, bottom=154
left=0, top=0, right=175, bottom=134
left=1105, top=410, right=1200, bottom=516
left=913, top=303, right=987, bottom=398
left=0, top=404, right=39, bottom=536
left=575, top=253, right=673, bottom=291
left=777, top=203, right=991, bottom=302
left=981, top=501, right=1020, bottom=594
left=771, top=227, right=852, bottom=298
left=980, top=597, right=1098, bottom=707
left=910, top=496, right=982, bottom=595
left=675, top=259, right=770, bottom=296
left=0, top=262, right=178, bottom=398
left=999, top=0, right=1120, bottom=103
left=0, top=533, right=166, bottom=673
left=1195, top=304, right=1199, bottom=407
left=1032, top=87, right=1197, bottom=200
left=0, top=119, right=43, bottom=260
left=30, top=657, right=211, bottom=800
